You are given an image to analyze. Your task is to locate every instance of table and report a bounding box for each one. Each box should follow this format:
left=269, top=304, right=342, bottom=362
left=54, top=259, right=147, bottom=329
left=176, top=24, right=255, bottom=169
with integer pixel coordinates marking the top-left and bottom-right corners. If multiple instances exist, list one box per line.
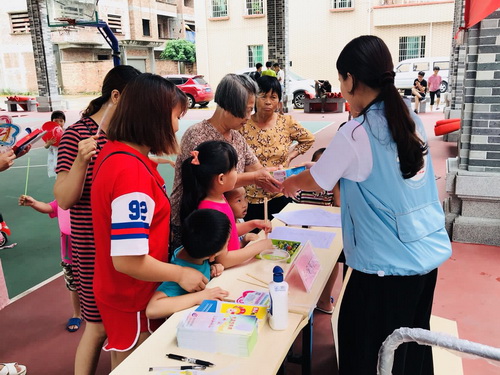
left=111, top=203, right=343, bottom=375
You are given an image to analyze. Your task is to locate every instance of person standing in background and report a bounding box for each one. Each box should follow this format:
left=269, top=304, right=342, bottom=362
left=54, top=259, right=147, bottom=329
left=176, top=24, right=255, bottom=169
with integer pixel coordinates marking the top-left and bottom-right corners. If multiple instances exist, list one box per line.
left=249, top=63, right=263, bottom=81
left=261, top=61, right=277, bottom=77
left=427, top=67, right=442, bottom=111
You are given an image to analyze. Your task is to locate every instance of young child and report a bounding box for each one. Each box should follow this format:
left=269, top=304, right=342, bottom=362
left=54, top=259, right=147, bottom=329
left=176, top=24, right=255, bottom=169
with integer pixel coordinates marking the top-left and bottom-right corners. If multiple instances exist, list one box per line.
left=45, top=110, right=65, bottom=178
left=181, top=140, right=272, bottom=269
left=18, top=194, right=82, bottom=331
left=146, top=209, right=230, bottom=319
left=293, top=148, right=340, bottom=207
left=224, top=187, right=263, bottom=247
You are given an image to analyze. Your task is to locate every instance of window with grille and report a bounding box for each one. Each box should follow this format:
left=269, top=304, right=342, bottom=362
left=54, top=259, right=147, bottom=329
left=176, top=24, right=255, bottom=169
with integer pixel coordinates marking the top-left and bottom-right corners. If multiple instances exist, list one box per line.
left=248, top=45, right=263, bottom=68
left=399, top=36, right=426, bottom=61
left=107, top=14, right=122, bottom=34
left=211, top=0, right=228, bottom=18
left=142, top=19, right=151, bottom=36
left=245, top=0, right=264, bottom=15
left=10, top=12, right=30, bottom=34
left=331, top=0, right=353, bottom=9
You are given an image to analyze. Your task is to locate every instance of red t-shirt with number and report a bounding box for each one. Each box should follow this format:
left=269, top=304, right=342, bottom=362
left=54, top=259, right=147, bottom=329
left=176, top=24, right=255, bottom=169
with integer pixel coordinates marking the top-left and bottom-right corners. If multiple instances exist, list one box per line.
left=92, top=141, right=170, bottom=312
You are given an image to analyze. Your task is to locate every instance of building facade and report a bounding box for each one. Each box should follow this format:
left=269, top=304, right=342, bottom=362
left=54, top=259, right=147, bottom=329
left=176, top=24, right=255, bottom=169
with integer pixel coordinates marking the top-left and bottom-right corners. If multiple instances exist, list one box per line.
left=195, top=0, right=455, bottom=90
left=444, top=1, right=500, bottom=246
left=0, top=0, right=196, bottom=95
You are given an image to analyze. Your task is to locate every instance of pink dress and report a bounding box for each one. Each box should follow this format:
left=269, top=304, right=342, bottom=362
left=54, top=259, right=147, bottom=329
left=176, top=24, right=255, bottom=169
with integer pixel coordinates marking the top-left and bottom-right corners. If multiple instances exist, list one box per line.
left=198, top=198, right=240, bottom=251
left=48, top=200, right=73, bottom=264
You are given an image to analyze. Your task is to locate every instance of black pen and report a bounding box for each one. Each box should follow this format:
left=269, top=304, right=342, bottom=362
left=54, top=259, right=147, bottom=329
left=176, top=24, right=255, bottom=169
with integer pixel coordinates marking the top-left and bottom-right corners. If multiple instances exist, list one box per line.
left=149, top=365, right=206, bottom=371
left=166, top=353, right=215, bottom=367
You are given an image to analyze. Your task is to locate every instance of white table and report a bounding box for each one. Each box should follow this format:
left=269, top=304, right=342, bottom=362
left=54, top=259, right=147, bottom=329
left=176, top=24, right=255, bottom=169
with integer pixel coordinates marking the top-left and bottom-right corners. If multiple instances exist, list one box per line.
left=111, top=203, right=343, bottom=375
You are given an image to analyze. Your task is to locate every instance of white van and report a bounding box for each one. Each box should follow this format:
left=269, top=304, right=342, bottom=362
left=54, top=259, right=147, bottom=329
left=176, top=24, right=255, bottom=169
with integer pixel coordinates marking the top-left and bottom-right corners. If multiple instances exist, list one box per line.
left=394, top=57, right=450, bottom=94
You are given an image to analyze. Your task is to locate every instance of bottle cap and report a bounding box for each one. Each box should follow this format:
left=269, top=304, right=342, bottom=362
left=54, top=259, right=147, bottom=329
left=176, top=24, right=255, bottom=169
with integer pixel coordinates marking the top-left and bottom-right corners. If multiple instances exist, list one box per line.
left=273, top=266, right=284, bottom=282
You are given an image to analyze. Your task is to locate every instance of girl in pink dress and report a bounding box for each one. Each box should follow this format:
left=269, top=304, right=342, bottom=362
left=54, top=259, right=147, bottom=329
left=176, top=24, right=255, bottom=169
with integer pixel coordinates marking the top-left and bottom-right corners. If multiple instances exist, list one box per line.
left=180, top=140, right=272, bottom=268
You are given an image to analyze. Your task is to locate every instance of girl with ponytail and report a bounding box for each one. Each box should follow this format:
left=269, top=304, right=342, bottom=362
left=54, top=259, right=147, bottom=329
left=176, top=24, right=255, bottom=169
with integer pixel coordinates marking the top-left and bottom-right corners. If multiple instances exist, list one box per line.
left=181, top=140, right=272, bottom=269
left=282, top=35, right=451, bottom=375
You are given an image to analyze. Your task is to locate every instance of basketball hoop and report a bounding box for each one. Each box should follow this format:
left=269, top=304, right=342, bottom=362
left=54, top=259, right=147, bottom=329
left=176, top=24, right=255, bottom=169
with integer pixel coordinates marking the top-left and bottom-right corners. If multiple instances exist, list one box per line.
left=46, top=0, right=99, bottom=28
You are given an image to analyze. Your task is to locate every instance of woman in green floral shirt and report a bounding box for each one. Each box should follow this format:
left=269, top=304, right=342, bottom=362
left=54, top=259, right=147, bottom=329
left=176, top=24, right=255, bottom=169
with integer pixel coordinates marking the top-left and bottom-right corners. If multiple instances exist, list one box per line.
left=239, top=75, right=315, bottom=222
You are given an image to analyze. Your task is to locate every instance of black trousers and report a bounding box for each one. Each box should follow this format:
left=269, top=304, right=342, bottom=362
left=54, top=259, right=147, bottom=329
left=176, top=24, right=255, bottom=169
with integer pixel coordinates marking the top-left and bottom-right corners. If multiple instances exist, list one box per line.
left=338, top=268, right=437, bottom=375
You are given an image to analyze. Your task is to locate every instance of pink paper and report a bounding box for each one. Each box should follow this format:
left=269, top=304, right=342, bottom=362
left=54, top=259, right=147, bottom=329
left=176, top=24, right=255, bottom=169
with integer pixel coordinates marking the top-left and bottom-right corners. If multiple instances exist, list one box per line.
left=293, top=241, right=320, bottom=292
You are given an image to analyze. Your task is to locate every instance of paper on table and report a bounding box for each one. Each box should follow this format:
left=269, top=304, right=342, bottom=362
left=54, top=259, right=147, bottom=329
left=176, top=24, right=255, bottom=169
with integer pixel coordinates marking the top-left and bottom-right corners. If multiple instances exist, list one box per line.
left=273, top=208, right=341, bottom=227
left=269, top=226, right=336, bottom=249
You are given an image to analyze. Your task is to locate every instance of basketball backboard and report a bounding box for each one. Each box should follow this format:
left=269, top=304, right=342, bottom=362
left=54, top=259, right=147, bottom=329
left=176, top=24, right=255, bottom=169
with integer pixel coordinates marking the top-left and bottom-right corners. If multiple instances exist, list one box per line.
left=46, top=0, right=99, bottom=27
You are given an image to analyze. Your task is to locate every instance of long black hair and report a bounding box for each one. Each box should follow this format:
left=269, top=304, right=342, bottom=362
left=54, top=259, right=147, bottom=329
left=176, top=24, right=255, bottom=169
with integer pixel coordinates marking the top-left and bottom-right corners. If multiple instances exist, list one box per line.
left=180, top=140, right=238, bottom=222
left=336, top=35, right=427, bottom=179
left=82, top=65, right=141, bottom=117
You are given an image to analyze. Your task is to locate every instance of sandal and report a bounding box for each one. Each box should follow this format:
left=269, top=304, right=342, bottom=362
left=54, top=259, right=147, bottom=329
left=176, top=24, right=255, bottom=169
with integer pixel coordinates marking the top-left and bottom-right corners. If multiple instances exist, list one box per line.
left=0, top=363, right=27, bottom=375
left=66, top=317, right=82, bottom=332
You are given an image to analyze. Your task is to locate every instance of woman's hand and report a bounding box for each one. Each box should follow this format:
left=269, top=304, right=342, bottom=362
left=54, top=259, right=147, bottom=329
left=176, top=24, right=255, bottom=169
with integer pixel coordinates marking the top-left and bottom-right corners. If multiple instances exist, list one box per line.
left=0, top=149, right=15, bottom=171
left=76, top=135, right=99, bottom=164
left=254, top=167, right=282, bottom=193
left=281, top=174, right=302, bottom=198
left=177, top=266, right=209, bottom=292
left=210, top=263, right=224, bottom=278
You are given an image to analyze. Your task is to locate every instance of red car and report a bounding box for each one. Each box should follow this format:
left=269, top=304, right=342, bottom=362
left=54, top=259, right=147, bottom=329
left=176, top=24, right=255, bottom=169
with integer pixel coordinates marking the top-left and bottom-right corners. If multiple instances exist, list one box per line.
left=163, top=74, right=214, bottom=108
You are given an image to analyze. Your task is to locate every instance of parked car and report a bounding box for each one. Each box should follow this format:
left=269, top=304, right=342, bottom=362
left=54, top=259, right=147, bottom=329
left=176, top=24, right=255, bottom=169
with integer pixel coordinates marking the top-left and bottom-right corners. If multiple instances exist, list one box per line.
left=238, top=68, right=316, bottom=109
left=394, top=57, right=450, bottom=94
left=163, top=74, right=214, bottom=108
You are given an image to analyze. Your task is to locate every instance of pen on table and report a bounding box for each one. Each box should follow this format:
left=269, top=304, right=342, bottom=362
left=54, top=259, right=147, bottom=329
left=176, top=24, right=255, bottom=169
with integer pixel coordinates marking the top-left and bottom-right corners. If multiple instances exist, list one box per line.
left=149, top=365, right=206, bottom=371
left=285, top=223, right=311, bottom=229
left=166, top=353, right=214, bottom=367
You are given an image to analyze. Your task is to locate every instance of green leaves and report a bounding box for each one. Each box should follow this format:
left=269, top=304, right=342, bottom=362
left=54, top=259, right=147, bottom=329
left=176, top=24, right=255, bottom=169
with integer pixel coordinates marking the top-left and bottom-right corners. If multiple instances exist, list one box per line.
left=160, top=39, right=196, bottom=62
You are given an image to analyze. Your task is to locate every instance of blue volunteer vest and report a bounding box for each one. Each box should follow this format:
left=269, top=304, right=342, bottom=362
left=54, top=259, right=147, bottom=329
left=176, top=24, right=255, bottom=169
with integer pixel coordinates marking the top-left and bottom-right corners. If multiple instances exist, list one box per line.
left=340, top=101, right=451, bottom=276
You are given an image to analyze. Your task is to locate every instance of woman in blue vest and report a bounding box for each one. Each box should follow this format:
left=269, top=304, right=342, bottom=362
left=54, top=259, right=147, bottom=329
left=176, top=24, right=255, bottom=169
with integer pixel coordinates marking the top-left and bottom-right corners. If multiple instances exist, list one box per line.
left=282, top=35, right=452, bottom=375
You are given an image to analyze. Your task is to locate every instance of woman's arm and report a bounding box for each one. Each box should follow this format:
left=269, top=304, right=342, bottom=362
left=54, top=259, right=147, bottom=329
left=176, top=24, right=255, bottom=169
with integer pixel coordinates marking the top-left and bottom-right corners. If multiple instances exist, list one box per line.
left=282, top=170, right=322, bottom=198
left=54, top=136, right=98, bottom=209
left=238, top=162, right=282, bottom=193
left=146, top=287, right=229, bottom=319
left=215, top=239, right=273, bottom=269
left=112, top=254, right=208, bottom=292
left=286, top=116, right=315, bottom=166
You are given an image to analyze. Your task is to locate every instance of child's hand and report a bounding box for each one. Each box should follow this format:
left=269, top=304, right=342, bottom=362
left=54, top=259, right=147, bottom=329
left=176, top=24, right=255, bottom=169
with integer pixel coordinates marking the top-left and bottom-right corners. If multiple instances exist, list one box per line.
left=243, top=233, right=259, bottom=243
left=210, top=263, right=224, bottom=278
left=251, top=219, right=272, bottom=234
left=18, top=195, right=35, bottom=207
left=76, top=135, right=99, bottom=164
left=199, top=287, right=229, bottom=302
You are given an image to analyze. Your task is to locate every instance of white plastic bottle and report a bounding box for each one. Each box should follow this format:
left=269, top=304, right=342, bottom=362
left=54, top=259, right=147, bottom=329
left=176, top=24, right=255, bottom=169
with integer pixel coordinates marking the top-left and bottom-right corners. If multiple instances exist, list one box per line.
left=269, top=265, right=289, bottom=330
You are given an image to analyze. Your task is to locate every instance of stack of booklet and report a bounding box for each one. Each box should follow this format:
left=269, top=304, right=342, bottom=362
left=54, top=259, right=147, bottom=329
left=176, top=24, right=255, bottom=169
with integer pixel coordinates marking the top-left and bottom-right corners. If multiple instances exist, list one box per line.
left=177, top=310, right=258, bottom=357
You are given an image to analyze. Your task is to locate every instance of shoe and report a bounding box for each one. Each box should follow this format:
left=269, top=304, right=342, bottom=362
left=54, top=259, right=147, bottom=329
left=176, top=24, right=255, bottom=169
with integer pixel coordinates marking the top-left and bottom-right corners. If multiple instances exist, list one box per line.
left=436, top=107, right=440, bottom=110
left=66, top=317, right=83, bottom=332
left=0, top=363, right=27, bottom=375
left=414, top=109, right=418, bottom=114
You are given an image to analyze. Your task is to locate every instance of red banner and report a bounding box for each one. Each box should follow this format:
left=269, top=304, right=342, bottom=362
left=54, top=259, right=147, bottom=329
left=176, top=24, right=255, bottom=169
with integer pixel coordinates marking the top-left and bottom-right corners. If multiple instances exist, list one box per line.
left=464, top=0, right=500, bottom=29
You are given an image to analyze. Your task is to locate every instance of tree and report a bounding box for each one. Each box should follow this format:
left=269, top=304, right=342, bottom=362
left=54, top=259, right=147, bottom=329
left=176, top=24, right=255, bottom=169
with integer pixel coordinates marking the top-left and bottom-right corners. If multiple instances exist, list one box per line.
left=160, top=39, right=196, bottom=63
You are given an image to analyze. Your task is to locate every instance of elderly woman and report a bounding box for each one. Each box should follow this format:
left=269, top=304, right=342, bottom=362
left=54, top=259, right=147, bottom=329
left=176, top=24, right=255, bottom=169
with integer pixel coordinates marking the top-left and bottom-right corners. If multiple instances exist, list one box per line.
left=169, top=73, right=281, bottom=249
left=239, top=75, right=314, bottom=222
